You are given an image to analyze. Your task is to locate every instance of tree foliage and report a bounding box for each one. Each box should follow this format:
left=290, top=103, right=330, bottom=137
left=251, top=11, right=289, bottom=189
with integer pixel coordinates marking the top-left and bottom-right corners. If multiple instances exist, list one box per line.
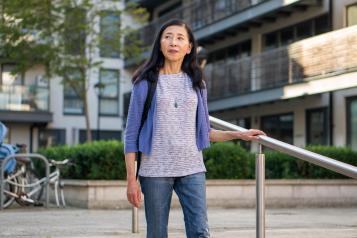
left=0, top=0, right=148, bottom=141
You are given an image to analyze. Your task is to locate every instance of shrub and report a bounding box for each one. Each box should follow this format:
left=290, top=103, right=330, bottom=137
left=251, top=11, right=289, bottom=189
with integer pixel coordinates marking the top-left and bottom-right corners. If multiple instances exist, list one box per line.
left=203, top=142, right=251, bottom=179
left=38, top=140, right=125, bottom=179
left=37, top=141, right=357, bottom=180
left=262, top=146, right=357, bottom=179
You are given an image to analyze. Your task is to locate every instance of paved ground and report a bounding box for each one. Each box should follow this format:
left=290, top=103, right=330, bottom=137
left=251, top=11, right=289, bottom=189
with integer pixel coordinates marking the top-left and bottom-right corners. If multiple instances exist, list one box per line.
left=0, top=206, right=356, bottom=238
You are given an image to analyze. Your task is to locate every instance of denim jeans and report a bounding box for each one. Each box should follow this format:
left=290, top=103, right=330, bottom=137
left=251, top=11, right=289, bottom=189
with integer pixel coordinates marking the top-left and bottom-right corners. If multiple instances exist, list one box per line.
left=139, top=172, right=210, bottom=238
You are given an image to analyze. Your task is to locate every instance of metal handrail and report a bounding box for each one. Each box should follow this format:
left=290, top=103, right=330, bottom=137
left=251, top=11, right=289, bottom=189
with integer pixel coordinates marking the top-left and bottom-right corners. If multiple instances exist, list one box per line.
left=209, top=115, right=357, bottom=238
left=209, top=116, right=357, bottom=179
left=130, top=115, right=357, bottom=236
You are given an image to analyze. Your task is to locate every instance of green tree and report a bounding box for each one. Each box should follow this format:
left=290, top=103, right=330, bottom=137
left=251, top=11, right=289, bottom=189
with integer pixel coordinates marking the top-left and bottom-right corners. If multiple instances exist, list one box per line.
left=0, top=0, right=147, bottom=141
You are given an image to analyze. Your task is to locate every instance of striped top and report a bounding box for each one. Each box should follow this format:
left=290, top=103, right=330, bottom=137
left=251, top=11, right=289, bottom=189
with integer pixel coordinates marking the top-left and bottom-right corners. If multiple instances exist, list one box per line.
left=138, top=72, right=206, bottom=177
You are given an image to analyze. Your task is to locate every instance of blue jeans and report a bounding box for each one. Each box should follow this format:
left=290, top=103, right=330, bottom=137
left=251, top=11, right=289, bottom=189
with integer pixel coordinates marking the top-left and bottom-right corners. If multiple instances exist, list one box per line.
left=140, top=172, right=210, bottom=238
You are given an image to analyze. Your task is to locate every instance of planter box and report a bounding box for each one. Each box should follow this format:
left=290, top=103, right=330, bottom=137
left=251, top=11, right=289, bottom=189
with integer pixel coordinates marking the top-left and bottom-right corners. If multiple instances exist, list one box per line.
left=61, top=179, right=357, bottom=209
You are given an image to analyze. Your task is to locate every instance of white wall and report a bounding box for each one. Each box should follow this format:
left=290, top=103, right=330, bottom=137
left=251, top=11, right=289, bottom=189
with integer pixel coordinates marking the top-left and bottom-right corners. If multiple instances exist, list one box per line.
left=6, top=123, right=30, bottom=146
left=333, top=0, right=357, bottom=29
left=334, top=87, right=357, bottom=146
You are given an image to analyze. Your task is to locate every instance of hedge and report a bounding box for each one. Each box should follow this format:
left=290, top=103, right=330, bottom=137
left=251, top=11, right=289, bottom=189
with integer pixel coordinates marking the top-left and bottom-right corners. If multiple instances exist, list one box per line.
left=38, top=140, right=126, bottom=179
left=37, top=141, right=357, bottom=180
left=203, top=142, right=252, bottom=179
left=263, top=146, right=357, bottom=179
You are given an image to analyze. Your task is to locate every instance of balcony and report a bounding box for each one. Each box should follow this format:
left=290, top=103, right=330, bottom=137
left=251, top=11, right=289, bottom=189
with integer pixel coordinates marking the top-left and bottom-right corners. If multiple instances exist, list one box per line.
left=0, top=85, right=52, bottom=123
left=125, top=0, right=320, bottom=60
left=205, top=25, right=357, bottom=111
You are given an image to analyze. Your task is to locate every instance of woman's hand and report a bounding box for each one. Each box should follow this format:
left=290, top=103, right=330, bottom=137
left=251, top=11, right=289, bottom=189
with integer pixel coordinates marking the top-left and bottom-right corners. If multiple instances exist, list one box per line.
left=209, top=128, right=266, bottom=142
left=127, top=179, right=142, bottom=208
left=236, top=129, right=266, bottom=141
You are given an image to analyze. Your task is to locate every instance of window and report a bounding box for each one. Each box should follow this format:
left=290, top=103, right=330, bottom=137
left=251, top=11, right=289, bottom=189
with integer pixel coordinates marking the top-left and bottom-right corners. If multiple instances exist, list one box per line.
left=79, top=130, right=121, bottom=143
left=306, top=108, right=328, bottom=145
left=347, top=3, right=357, bottom=26
left=264, top=31, right=278, bottom=50
left=38, top=129, right=66, bottom=148
left=263, top=14, right=330, bottom=50
left=99, top=69, right=119, bottom=116
left=63, top=69, right=84, bottom=115
left=208, top=40, right=252, bottom=63
left=236, top=117, right=251, bottom=150
left=2, top=124, right=11, bottom=143
left=296, top=20, right=312, bottom=40
left=64, top=7, right=86, bottom=55
left=314, top=14, right=330, bottom=35
left=123, top=91, right=131, bottom=129
left=1, top=64, right=22, bottom=85
left=280, top=27, right=294, bottom=46
left=261, top=113, right=293, bottom=144
left=100, top=11, right=121, bottom=58
left=158, top=2, right=182, bottom=17
left=347, top=97, right=357, bottom=150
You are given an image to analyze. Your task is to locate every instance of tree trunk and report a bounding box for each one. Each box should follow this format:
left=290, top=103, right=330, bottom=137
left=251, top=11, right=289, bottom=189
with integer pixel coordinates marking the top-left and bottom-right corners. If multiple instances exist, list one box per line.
left=83, top=89, right=92, bottom=142
left=81, top=68, right=92, bottom=143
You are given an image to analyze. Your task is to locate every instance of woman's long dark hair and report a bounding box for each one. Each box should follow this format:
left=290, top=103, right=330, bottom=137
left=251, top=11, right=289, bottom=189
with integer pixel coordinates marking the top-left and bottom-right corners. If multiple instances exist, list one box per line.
left=132, top=19, right=205, bottom=89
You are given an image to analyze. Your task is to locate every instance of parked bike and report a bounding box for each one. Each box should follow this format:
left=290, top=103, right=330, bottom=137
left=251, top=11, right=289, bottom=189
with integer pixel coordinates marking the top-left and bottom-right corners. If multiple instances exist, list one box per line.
left=0, top=121, right=71, bottom=209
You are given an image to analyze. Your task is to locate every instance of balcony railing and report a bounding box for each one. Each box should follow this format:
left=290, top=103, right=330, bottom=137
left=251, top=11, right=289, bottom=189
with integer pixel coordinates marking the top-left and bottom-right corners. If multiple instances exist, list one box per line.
left=0, top=85, right=49, bottom=112
left=128, top=0, right=268, bottom=48
left=205, top=25, right=357, bottom=101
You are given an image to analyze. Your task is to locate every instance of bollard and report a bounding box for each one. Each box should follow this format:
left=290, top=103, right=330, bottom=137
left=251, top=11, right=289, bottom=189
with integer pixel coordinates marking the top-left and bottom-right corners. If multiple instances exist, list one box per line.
left=256, top=144, right=265, bottom=238
left=132, top=160, right=139, bottom=233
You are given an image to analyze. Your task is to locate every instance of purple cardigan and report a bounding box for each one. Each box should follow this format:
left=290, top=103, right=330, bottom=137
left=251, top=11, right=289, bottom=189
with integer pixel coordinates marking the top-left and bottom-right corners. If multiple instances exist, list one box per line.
left=124, top=79, right=211, bottom=155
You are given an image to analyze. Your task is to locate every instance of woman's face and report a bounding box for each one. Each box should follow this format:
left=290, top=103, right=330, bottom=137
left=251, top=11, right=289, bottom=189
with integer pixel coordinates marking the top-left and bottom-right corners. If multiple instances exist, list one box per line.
left=160, top=25, right=192, bottom=63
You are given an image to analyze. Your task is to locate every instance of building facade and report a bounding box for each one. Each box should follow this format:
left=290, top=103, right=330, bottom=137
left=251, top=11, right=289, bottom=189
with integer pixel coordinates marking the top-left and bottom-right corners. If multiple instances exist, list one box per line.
left=1, top=0, right=357, bottom=152
left=125, top=0, right=357, bottom=151
left=0, top=1, right=134, bottom=151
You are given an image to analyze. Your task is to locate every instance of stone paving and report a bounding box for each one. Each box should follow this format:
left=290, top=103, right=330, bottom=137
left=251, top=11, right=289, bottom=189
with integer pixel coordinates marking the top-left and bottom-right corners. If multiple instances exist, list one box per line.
left=0, top=206, right=356, bottom=238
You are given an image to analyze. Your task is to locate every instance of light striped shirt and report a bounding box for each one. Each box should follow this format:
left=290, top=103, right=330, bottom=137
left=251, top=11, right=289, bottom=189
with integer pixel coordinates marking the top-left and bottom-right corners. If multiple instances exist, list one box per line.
left=139, top=72, right=206, bottom=177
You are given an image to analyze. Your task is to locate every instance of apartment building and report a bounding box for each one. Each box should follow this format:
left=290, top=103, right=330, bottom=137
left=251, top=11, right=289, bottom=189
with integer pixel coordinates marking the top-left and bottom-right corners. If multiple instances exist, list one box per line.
left=125, top=0, right=357, bottom=150
left=0, top=1, right=133, bottom=151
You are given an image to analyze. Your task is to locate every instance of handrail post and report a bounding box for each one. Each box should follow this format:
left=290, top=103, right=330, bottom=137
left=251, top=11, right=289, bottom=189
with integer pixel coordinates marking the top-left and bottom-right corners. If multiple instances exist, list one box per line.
left=0, top=161, right=4, bottom=210
left=132, top=160, right=139, bottom=233
left=256, top=144, right=265, bottom=238
left=132, top=206, right=139, bottom=233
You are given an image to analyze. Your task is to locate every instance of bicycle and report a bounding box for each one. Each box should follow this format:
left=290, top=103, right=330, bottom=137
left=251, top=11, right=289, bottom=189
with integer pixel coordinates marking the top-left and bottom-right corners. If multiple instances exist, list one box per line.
left=1, top=154, right=70, bottom=209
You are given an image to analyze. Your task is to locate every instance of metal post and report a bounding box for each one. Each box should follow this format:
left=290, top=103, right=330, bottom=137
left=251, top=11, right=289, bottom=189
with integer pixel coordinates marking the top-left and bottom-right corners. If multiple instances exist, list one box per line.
left=97, top=93, right=100, bottom=141
left=256, top=144, right=265, bottom=238
left=132, top=206, right=139, bottom=233
left=132, top=160, right=139, bottom=233
left=45, top=159, right=50, bottom=208
left=0, top=162, right=4, bottom=210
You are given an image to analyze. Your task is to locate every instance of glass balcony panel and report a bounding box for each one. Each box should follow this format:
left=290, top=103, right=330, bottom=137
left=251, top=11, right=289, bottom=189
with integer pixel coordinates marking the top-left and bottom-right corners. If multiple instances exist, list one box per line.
left=0, top=85, right=49, bottom=112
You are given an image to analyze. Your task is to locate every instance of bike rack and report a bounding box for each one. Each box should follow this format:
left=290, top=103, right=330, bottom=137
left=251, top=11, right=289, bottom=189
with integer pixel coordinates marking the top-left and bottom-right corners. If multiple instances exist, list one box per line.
left=0, top=153, right=50, bottom=210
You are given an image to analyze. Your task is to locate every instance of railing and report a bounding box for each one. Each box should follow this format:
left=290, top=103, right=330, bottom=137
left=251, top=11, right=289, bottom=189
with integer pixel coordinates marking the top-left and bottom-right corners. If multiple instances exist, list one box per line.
left=0, top=85, right=49, bottom=111
left=205, top=25, right=357, bottom=100
left=126, top=0, right=268, bottom=48
left=209, top=116, right=357, bottom=238
left=130, top=115, right=357, bottom=236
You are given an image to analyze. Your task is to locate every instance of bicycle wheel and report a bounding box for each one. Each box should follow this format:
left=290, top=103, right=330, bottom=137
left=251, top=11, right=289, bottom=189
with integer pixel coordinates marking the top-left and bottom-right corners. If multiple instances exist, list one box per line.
left=15, top=168, right=44, bottom=206
left=2, top=174, right=19, bottom=209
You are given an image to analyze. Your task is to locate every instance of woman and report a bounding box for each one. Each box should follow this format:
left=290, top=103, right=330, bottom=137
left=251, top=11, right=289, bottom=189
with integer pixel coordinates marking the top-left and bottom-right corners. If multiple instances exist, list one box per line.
left=124, top=19, right=265, bottom=238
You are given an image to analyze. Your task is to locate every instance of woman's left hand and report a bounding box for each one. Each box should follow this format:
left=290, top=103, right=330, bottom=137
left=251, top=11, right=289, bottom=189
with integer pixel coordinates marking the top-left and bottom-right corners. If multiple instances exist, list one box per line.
left=236, top=129, right=266, bottom=141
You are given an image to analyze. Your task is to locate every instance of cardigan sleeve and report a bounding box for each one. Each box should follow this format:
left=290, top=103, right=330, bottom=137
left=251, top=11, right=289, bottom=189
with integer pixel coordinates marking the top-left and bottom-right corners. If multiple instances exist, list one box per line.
left=202, top=85, right=212, bottom=133
left=124, top=80, right=148, bottom=153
